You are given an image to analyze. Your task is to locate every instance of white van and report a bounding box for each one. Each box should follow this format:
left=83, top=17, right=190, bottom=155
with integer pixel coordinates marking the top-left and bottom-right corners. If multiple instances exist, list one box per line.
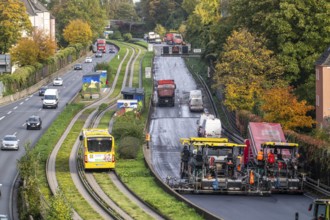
left=189, top=90, right=203, bottom=112
left=42, top=89, right=59, bottom=109
left=197, top=113, right=215, bottom=136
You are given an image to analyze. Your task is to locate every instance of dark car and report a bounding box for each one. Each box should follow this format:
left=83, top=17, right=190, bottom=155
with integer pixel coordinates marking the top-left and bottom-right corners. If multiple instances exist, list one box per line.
left=26, top=115, right=42, bottom=130
left=39, top=86, right=48, bottom=96
left=74, top=63, right=83, bottom=70
left=109, top=46, right=116, bottom=53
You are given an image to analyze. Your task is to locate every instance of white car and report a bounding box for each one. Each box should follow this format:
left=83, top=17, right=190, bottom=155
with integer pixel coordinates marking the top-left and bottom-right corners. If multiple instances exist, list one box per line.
left=1, top=135, right=19, bottom=150
left=85, top=57, right=92, bottom=63
left=53, top=77, right=63, bottom=86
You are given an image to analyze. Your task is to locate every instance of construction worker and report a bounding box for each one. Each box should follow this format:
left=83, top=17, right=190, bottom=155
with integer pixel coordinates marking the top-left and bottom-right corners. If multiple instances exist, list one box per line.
left=257, top=149, right=264, bottom=161
left=181, top=145, right=191, bottom=178
left=268, top=150, right=275, bottom=165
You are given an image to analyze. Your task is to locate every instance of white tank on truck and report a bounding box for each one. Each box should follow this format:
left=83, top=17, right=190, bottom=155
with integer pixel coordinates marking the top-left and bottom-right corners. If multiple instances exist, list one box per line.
left=197, top=113, right=221, bottom=138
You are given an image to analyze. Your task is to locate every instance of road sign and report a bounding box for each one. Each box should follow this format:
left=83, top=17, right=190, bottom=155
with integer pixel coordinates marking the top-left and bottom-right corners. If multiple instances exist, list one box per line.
left=0, top=54, right=11, bottom=73
left=193, top=48, right=202, bottom=53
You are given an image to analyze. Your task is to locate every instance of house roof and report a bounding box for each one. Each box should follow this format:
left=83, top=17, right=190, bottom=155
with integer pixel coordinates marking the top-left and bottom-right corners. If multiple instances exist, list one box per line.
left=22, top=0, right=49, bottom=16
left=315, top=46, right=330, bottom=66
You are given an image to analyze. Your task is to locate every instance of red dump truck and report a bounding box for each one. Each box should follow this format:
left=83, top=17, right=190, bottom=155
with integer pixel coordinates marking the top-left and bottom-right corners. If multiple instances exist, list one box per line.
left=96, top=39, right=106, bottom=53
left=156, top=79, right=176, bottom=107
left=244, top=122, right=304, bottom=193
left=165, top=33, right=183, bottom=45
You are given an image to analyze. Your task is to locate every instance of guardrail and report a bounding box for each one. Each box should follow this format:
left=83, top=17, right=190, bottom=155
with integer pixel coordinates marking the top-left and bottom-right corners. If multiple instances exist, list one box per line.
left=304, top=177, right=330, bottom=196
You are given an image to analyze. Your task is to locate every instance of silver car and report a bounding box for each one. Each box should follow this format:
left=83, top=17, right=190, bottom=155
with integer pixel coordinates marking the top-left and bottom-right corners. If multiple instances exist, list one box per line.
left=1, top=135, right=19, bottom=150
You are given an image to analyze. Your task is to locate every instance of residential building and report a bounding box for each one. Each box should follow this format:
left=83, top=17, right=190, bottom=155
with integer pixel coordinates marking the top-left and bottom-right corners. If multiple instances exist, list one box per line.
left=21, top=0, right=55, bottom=41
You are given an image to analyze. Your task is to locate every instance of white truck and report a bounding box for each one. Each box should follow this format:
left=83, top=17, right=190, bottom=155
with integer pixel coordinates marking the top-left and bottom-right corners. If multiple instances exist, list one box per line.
left=189, top=90, right=203, bottom=112
left=42, top=89, right=59, bottom=109
left=148, top=32, right=156, bottom=43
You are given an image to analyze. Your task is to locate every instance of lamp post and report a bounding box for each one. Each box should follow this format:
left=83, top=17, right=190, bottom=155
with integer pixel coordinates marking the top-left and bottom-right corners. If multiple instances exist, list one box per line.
left=129, top=16, right=133, bottom=33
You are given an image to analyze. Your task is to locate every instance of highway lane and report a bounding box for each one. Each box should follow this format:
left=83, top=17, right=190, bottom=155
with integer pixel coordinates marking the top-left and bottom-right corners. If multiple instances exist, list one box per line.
left=149, top=55, right=314, bottom=220
left=0, top=46, right=116, bottom=216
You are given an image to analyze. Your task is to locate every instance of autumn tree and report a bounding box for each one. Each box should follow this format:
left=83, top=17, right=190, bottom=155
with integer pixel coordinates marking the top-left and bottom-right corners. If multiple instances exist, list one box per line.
left=32, top=29, right=57, bottom=63
left=10, top=38, right=39, bottom=66
left=63, top=19, right=93, bottom=46
left=0, top=0, right=32, bottom=53
left=213, top=29, right=285, bottom=112
left=10, top=29, right=56, bottom=66
left=50, top=0, right=107, bottom=46
left=154, top=24, right=166, bottom=37
left=261, top=87, right=315, bottom=130
left=228, top=0, right=330, bottom=86
left=184, top=0, right=221, bottom=54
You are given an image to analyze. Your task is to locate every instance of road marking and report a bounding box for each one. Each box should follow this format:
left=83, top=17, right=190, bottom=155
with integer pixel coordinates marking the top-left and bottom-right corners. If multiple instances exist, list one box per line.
left=20, top=102, right=24, bottom=105
left=14, top=106, right=18, bottom=110
left=0, top=116, right=5, bottom=120
left=7, top=111, right=12, bottom=114
left=25, top=98, right=29, bottom=101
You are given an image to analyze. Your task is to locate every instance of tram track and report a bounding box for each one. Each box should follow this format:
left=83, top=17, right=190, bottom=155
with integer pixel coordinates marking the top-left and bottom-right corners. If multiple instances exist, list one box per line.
left=45, top=42, right=164, bottom=219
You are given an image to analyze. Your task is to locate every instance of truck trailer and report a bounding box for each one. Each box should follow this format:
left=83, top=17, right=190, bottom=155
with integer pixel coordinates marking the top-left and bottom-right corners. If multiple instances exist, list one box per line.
left=156, top=79, right=176, bottom=107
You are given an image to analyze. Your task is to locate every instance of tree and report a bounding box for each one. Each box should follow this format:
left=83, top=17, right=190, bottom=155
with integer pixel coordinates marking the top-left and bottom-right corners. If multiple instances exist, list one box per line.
left=50, top=0, right=107, bottom=46
left=63, top=19, right=93, bottom=46
left=261, top=87, right=315, bottom=130
left=10, top=38, right=39, bottom=66
left=228, top=0, right=330, bottom=85
left=154, top=24, right=166, bottom=37
left=185, top=0, right=221, bottom=50
left=0, top=0, right=32, bottom=53
left=32, top=29, right=57, bottom=62
left=213, top=29, right=285, bottom=112
left=10, top=29, right=56, bottom=66
left=223, top=82, right=259, bottom=111
left=115, top=2, right=138, bottom=20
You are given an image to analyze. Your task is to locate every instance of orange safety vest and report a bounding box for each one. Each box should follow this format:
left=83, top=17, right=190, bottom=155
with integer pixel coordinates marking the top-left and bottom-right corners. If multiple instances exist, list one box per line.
left=257, top=151, right=263, bottom=161
left=249, top=170, right=255, bottom=185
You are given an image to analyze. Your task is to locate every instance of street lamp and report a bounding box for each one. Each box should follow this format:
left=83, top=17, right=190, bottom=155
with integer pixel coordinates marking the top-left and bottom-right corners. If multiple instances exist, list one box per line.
left=129, top=16, right=133, bottom=33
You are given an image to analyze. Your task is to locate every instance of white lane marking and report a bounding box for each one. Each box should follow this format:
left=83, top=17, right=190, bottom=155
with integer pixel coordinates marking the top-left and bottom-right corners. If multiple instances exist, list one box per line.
left=14, top=106, right=18, bottom=110
left=20, top=102, right=24, bottom=105
left=7, top=111, right=12, bottom=114
left=0, top=116, right=5, bottom=120
left=22, top=123, right=26, bottom=126
left=25, top=98, right=29, bottom=101
left=13, top=132, right=17, bottom=136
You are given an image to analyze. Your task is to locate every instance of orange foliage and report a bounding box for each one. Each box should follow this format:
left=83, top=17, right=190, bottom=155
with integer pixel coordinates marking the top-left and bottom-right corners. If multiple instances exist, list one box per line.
left=261, top=87, right=316, bottom=130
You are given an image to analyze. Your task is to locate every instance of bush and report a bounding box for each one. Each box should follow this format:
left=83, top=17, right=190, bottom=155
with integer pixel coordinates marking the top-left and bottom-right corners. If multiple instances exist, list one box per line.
left=112, top=112, right=144, bottom=140
left=123, top=33, right=132, bottom=42
left=111, top=31, right=122, bottom=40
left=117, top=136, right=140, bottom=159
